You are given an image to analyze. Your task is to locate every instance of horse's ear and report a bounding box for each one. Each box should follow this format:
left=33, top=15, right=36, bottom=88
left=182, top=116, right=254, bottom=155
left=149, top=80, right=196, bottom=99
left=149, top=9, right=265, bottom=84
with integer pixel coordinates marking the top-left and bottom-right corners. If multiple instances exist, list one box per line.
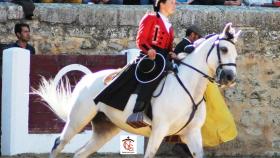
left=221, top=23, right=234, bottom=40
left=233, top=30, right=241, bottom=43
left=223, top=23, right=232, bottom=33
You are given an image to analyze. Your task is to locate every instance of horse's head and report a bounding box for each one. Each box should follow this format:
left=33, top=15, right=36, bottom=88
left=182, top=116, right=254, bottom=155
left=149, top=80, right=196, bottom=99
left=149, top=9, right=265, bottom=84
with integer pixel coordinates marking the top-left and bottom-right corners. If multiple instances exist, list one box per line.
left=206, top=23, right=241, bottom=88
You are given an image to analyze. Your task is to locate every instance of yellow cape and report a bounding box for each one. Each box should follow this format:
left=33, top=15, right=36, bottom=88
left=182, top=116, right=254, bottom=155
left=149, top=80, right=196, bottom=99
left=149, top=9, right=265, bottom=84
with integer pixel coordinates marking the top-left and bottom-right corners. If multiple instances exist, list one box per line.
left=202, top=82, right=237, bottom=147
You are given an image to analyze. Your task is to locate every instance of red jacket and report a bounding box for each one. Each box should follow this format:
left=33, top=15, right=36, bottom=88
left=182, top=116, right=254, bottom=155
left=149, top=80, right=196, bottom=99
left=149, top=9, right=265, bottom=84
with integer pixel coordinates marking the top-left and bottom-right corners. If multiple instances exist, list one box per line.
left=136, top=13, right=174, bottom=54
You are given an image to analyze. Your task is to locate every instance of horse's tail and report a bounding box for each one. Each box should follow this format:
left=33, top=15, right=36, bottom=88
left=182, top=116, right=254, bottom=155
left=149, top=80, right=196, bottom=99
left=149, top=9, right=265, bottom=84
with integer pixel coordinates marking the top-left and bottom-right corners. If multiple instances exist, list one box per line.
left=32, top=77, right=72, bottom=121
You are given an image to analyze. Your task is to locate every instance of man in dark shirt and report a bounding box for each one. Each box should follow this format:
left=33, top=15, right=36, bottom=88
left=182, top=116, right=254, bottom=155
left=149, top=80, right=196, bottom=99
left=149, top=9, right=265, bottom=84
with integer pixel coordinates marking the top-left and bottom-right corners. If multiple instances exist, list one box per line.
left=190, top=0, right=241, bottom=5
left=6, top=23, right=35, bottom=54
left=174, top=25, right=202, bottom=54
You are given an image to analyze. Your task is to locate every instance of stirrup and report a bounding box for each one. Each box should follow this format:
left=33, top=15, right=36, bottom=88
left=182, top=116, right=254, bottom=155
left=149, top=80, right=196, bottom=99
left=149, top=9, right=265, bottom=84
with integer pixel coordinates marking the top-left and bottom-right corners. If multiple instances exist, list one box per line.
left=126, top=112, right=151, bottom=128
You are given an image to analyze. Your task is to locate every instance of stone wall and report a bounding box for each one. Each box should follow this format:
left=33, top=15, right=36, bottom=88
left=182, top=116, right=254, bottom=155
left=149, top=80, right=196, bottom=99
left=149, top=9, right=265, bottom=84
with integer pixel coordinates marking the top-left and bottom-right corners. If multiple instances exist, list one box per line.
left=1, top=2, right=280, bottom=157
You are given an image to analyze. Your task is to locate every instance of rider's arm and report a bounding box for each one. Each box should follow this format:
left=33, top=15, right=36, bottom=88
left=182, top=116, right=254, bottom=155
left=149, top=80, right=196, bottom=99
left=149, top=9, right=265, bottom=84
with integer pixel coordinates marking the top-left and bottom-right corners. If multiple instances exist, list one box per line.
left=136, top=14, right=155, bottom=54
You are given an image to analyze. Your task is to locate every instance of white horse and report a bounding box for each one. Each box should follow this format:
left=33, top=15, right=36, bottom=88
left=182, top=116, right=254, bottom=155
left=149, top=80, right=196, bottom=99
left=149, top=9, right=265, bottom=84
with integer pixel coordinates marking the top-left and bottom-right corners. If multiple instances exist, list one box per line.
left=34, top=23, right=241, bottom=158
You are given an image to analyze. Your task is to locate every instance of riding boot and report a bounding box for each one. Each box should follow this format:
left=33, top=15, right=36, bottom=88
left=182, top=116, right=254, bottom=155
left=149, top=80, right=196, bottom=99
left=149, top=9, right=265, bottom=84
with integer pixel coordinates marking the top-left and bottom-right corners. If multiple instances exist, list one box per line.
left=133, top=101, right=146, bottom=113
left=126, top=83, right=155, bottom=128
left=126, top=100, right=151, bottom=128
left=126, top=71, right=163, bottom=128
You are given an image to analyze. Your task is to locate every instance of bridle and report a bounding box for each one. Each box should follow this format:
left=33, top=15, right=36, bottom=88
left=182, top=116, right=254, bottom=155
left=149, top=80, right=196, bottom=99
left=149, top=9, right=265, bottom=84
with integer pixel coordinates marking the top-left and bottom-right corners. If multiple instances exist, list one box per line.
left=207, top=36, right=237, bottom=83
left=178, top=35, right=237, bottom=85
left=172, top=34, right=237, bottom=135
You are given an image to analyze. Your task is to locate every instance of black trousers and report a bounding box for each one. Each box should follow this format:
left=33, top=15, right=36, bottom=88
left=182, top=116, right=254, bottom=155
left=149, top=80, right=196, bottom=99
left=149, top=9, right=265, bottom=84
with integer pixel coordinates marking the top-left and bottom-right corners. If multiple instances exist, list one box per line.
left=135, top=75, right=164, bottom=103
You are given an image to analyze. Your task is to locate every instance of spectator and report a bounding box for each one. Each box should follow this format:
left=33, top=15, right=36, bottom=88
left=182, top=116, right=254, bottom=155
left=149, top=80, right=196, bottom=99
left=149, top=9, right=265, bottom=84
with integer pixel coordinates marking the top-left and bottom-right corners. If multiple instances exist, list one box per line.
left=82, top=0, right=91, bottom=3
left=6, top=23, right=36, bottom=55
left=92, top=0, right=110, bottom=3
left=12, top=0, right=35, bottom=19
left=40, top=0, right=53, bottom=2
left=123, top=0, right=139, bottom=4
left=174, top=25, right=202, bottom=54
left=110, top=0, right=153, bottom=4
left=176, top=0, right=189, bottom=4
left=64, top=0, right=82, bottom=2
left=140, top=0, right=153, bottom=4
left=189, top=0, right=242, bottom=5
left=41, top=0, right=151, bottom=4
left=41, top=0, right=82, bottom=3
left=92, top=0, right=131, bottom=4
left=243, top=0, right=273, bottom=6
left=110, top=0, right=123, bottom=4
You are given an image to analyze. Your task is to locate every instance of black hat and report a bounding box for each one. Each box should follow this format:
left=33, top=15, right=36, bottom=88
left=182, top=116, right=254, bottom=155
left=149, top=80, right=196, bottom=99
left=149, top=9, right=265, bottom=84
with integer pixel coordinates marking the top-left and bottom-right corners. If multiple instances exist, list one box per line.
left=187, top=25, right=203, bottom=37
left=135, top=53, right=166, bottom=84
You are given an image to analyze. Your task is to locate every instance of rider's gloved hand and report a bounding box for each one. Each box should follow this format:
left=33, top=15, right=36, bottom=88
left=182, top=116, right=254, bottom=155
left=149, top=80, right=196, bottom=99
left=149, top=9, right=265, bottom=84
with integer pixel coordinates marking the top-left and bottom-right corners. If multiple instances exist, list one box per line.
left=147, top=49, right=156, bottom=60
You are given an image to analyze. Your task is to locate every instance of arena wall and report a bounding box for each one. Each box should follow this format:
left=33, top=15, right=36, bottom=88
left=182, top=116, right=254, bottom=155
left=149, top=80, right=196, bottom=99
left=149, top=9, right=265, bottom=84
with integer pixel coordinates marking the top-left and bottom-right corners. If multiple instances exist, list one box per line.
left=0, top=3, right=280, bottom=157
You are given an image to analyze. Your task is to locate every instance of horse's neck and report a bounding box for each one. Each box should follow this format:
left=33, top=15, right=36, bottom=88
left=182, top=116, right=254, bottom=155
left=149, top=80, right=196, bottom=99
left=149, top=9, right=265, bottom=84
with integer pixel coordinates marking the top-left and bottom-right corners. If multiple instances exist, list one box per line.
left=177, top=36, right=217, bottom=102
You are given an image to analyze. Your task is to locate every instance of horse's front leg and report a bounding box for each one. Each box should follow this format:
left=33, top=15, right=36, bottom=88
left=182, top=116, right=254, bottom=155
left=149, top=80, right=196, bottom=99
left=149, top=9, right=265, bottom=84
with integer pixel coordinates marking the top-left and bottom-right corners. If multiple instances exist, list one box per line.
left=181, top=128, right=204, bottom=158
left=144, top=125, right=169, bottom=158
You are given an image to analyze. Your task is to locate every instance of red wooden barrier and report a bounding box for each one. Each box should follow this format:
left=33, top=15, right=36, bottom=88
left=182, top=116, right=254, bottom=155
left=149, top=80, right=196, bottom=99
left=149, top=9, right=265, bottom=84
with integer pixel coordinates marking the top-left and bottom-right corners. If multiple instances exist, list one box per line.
left=29, top=55, right=126, bottom=133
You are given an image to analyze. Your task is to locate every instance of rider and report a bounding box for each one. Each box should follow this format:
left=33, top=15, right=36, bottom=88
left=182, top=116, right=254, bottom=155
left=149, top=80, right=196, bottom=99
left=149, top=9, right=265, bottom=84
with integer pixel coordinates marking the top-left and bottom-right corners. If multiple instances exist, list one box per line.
left=126, top=0, right=177, bottom=126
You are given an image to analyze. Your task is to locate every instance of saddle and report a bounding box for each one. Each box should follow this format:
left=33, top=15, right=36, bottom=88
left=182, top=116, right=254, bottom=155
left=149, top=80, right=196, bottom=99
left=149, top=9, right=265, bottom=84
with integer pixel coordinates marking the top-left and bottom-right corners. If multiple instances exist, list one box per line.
left=103, top=68, right=122, bottom=85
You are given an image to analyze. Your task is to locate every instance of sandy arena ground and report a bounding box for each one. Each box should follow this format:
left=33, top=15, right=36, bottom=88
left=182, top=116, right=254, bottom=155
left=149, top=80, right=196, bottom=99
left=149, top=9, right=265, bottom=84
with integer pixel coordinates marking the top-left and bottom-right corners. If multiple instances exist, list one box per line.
left=0, top=154, right=276, bottom=158
left=0, top=154, right=177, bottom=158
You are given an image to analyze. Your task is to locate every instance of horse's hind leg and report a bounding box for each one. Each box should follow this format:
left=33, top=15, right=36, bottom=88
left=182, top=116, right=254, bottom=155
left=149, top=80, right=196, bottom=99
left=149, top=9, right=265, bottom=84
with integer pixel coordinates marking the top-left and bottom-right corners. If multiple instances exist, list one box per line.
left=181, top=128, right=204, bottom=158
left=49, top=123, right=75, bottom=158
left=50, top=98, right=98, bottom=158
left=74, top=113, right=121, bottom=158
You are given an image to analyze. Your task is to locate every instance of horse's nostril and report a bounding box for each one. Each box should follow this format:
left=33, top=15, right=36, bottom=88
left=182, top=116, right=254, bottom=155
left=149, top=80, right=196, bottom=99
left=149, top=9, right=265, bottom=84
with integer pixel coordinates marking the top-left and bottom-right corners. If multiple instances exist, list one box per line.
left=226, top=74, right=233, bottom=81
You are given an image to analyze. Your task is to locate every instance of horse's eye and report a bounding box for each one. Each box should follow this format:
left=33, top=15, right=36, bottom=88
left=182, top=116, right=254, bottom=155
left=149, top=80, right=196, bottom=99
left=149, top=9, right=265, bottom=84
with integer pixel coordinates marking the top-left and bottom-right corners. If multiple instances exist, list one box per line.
left=220, top=47, right=228, bottom=54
